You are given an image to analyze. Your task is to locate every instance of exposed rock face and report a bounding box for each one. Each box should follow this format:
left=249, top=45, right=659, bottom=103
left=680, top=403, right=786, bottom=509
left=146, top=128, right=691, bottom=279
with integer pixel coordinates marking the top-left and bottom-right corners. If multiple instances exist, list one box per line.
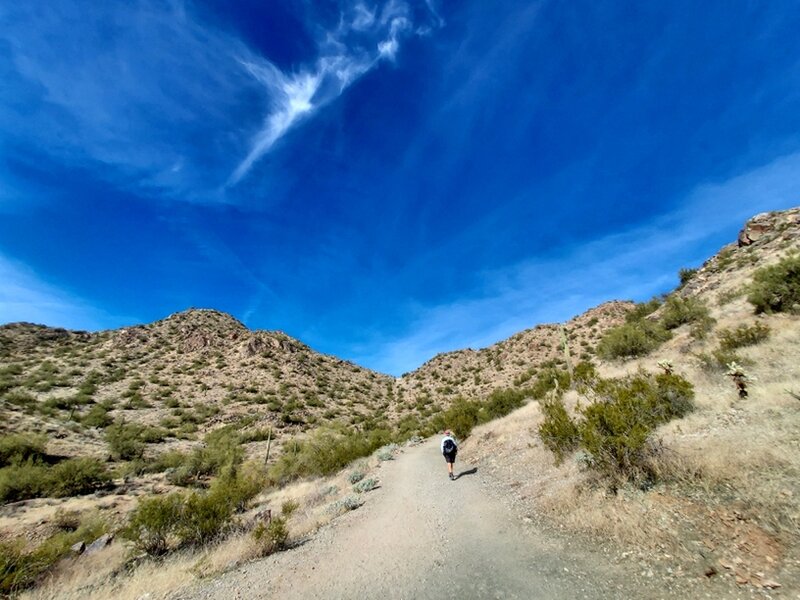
left=738, top=209, right=800, bottom=247
left=681, top=207, right=800, bottom=298
left=84, top=533, right=113, bottom=555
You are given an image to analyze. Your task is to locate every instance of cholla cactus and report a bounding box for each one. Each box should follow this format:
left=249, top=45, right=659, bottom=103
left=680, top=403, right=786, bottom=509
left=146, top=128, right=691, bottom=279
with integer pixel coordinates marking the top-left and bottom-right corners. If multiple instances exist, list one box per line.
left=726, top=362, right=753, bottom=398
left=657, top=360, right=674, bottom=375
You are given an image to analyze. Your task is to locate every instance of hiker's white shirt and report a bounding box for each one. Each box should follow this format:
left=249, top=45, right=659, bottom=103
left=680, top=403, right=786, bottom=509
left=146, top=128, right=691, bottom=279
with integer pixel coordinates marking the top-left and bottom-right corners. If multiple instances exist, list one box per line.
left=441, top=435, right=458, bottom=453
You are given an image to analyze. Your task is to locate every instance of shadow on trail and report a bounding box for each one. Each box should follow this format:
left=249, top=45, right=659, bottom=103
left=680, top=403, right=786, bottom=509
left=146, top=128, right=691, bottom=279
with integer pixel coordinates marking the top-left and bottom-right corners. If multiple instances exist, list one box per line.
left=455, top=467, right=478, bottom=480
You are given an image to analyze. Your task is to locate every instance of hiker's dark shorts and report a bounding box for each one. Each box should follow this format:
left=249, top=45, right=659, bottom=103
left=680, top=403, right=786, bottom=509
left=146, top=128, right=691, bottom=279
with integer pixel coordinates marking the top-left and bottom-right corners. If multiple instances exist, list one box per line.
left=443, top=450, right=457, bottom=464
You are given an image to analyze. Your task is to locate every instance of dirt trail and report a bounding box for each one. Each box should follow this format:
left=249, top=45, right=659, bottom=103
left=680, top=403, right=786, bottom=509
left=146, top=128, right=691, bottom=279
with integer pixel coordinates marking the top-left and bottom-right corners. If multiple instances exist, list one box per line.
left=177, top=439, right=672, bottom=600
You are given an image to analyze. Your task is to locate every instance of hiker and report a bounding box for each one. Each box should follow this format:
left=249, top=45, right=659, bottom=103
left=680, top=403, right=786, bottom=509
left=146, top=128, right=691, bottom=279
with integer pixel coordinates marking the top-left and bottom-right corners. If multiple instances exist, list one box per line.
left=441, top=430, right=458, bottom=480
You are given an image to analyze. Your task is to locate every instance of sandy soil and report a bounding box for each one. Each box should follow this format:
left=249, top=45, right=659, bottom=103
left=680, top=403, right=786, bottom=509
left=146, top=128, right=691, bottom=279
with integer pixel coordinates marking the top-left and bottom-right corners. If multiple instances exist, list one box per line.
left=174, top=439, right=688, bottom=600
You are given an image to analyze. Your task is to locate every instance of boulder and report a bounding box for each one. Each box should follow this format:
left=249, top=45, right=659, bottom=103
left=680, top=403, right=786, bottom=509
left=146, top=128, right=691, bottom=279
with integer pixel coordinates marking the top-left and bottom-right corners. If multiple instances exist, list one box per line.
left=70, top=541, right=86, bottom=555
left=85, top=533, right=113, bottom=555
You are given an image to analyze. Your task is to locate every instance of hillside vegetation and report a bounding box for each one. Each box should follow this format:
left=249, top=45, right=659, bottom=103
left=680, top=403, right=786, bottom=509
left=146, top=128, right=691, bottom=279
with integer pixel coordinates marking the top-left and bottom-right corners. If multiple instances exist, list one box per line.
left=0, top=207, right=798, bottom=597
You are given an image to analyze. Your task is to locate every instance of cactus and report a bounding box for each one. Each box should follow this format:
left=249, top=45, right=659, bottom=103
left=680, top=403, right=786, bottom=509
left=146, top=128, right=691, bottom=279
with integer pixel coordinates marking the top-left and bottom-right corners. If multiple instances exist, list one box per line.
left=726, top=362, right=753, bottom=398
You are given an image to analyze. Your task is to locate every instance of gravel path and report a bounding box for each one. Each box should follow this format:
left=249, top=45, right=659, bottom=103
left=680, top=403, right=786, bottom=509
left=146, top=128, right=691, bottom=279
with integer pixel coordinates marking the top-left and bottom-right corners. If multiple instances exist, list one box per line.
left=176, top=439, right=672, bottom=600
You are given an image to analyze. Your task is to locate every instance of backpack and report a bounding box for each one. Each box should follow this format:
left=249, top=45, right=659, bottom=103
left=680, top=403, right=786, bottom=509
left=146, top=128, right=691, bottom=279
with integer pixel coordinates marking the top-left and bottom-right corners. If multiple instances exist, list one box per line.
left=443, top=438, right=456, bottom=453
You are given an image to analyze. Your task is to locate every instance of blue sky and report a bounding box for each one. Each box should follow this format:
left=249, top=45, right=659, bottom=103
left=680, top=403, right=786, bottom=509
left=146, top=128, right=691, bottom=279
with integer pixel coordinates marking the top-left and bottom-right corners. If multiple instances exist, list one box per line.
left=1, top=1, right=800, bottom=375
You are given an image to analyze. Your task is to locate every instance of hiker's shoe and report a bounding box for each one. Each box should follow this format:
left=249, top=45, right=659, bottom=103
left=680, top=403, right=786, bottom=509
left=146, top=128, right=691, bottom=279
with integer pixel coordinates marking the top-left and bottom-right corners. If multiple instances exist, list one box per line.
left=449, top=473, right=454, bottom=480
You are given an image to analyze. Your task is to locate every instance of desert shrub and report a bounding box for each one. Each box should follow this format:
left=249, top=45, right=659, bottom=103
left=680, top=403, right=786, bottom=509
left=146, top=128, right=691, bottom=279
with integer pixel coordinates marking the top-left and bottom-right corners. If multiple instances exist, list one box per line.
left=579, top=373, right=694, bottom=482
left=651, top=373, right=695, bottom=421
left=0, top=539, right=43, bottom=593
left=0, top=365, right=22, bottom=396
left=0, top=463, right=50, bottom=503
left=0, top=514, right=107, bottom=594
left=432, top=398, right=481, bottom=439
left=81, top=403, right=112, bottom=428
left=268, top=426, right=392, bottom=484
left=177, top=490, right=233, bottom=546
left=482, top=387, right=528, bottom=419
left=377, top=444, right=398, bottom=461
left=281, top=500, right=299, bottom=517
left=105, top=421, right=146, bottom=460
left=0, top=435, right=46, bottom=467
left=166, top=427, right=245, bottom=486
left=151, top=450, right=188, bottom=472
left=538, top=371, right=695, bottom=484
left=252, top=516, right=288, bottom=556
left=696, top=349, right=750, bottom=373
left=717, top=286, right=746, bottom=306
left=123, top=492, right=184, bottom=556
left=660, top=295, right=713, bottom=330
left=748, top=254, right=800, bottom=313
left=240, top=427, right=272, bottom=443
left=718, top=322, right=771, bottom=351
left=209, top=463, right=264, bottom=512
left=688, top=314, right=716, bottom=340
left=529, top=365, right=571, bottom=399
left=572, top=361, right=598, bottom=389
left=624, top=298, right=662, bottom=323
left=538, top=397, right=579, bottom=464
left=348, top=470, right=365, bottom=484
left=328, top=495, right=363, bottom=514
left=678, top=267, right=698, bottom=286
left=353, top=478, right=378, bottom=493
left=49, top=458, right=111, bottom=497
left=596, top=320, right=672, bottom=359
left=394, top=414, right=423, bottom=438
left=2, top=390, right=36, bottom=412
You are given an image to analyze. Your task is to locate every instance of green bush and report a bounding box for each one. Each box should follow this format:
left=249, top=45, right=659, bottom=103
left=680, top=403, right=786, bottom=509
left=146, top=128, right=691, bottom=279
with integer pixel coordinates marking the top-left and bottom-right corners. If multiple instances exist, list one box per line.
left=0, top=435, right=46, bottom=467
left=178, top=489, right=233, bottom=546
left=579, top=373, right=694, bottom=481
left=748, top=255, right=800, bottom=313
left=572, top=361, right=598, bottom=389
left=2, top=390, right=36, bottom=412
left=124, top=466, right=260, bottom=555
left=482, top=387, right=528, bottom=419
left=529, top=367, right=571, bottom=400
left=624, top=298, right=662, bottom=323
left=81, top=404, right=112, bottom=428
left=718, top=322, right=771, bottom=351
left=0, top=514, right=107, bottom=594
left=166, top=429, right=246, bottom=487
left=596, top=320, right=672, bottom=359
left=353, top=478, right=378, bottom=493
left=0, top=462, right=50, bottom=503
left=538, top=372, right=695, bottom=484
left=105, top=421, right=146, bottom=461
left=439, top=398, right=481, bottom=439
left=209, top=464, right=264, bottom=512
left=252, top=516, right=288, bottom=556
left=49, top=458, right=111, bottom=497
left=348, top=470, right=365, bottom=484
left=281, top=500, right=299, bottom=517
left=123, top=492, right=184, bottom=555
left=268, top=426, right=391, bottom=484
left=660, top=295, right=713, bottom=330
left=696, top=349, right=750, bottom=373
left=678, top=267, right=698, bottom=286
left=537, top=397, right=579, bottom=463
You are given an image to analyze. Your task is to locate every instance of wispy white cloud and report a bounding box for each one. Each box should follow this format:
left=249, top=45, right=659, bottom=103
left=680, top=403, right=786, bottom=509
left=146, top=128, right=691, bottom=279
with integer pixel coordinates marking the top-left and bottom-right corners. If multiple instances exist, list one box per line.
left=0, top=254, right=124, bottom=330
left=358, top=151, right=800, bottom=375
left=228, top=0, right=433, bottom=185
left=0, top=0, right=442, bottom=197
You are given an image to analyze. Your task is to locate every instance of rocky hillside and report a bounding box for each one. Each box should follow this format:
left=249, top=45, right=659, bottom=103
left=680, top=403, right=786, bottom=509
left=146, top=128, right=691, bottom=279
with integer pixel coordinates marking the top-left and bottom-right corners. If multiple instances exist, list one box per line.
left=396, top=300, right=633, bottom=404
left=2, top=208, right=798, bottom=462
left=0, top=309, right=398, bottom=461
